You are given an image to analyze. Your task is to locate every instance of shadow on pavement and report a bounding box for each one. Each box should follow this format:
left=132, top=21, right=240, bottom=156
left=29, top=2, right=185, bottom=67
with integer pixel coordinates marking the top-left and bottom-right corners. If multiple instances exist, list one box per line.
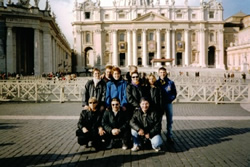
left=0, top=123, right=22, bottom=130
left=166, top=127, right=250, bottom=152
left=0, top=151, right=165, bottom=167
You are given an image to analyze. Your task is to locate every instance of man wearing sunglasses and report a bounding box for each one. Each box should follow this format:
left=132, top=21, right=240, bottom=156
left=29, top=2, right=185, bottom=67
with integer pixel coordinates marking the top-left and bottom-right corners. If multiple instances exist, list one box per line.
left=76, top=97, right=106, bottom=151
left=102, top=98, right=130, bottom=150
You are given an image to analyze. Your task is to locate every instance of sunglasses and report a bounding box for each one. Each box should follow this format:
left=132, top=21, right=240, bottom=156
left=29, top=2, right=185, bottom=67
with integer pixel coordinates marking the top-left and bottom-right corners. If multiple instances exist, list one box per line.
left=132, top=76, right=139, bottom=78
left=89, top=101, right=97, bottom=104
left=112, top=103, right=119, bottom=106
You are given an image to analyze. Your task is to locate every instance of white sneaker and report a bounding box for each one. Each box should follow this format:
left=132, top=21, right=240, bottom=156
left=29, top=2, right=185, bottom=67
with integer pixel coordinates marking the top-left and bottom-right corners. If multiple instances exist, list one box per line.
left=122, top=145, right=128, bottom=150
left=131, top=145, right=139, bottom=152
left=154, top=147, right=161, bottom=152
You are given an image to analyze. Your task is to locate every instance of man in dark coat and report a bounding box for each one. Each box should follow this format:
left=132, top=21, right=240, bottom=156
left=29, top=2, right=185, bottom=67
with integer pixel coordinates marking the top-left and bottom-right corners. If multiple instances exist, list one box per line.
left=102, top=98, right=130, bottom=150
left=130, top=97, right=163, bottom=152
left=76, top=97, right=106, bottom=150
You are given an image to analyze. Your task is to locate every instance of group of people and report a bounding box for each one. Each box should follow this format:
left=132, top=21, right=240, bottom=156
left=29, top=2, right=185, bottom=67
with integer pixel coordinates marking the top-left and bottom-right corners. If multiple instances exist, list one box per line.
left=76, top=65, right=177, bottom=152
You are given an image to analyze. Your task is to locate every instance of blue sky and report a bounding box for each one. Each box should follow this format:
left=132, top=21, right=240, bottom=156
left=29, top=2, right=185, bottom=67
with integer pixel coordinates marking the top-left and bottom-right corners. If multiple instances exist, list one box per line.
left=6, top=0, right=250, bottom=47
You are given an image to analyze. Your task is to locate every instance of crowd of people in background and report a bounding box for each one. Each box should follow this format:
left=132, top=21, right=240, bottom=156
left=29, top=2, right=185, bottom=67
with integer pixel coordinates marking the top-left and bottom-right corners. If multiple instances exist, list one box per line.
left=77, top=65, right=177, bottom=152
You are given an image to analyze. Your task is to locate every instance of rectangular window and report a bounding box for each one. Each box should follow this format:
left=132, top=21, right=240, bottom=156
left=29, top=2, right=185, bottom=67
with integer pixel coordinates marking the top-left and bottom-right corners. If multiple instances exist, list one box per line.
left=105, top=14, right=109, bottom=19
left=161, top=33, right=165, bottom=42
left=149, top=32, right=154, bottom=41
left=209, top=11, right=214, bottom=19
left=192, top=14, right=196, bottom=19
left=138, top=46, right=141, bottom=49
left=138, top=34, right=141, bottom=42
left=137, top=14, right=141, bottom=17
left=85, top=12, right=90, bottom=19
left=119, top=33, right=125, bottom=41
left=161, top=13, right=165, bottom=17
left=86, top=33, right=90, bottom=43
left=119, top=13, right=125, bottom=19
left=177, top=14, right=182, bottom=18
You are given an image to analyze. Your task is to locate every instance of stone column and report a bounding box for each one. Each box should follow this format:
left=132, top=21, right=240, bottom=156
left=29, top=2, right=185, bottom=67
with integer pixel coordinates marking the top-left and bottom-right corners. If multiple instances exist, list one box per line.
left=199, top=28, right=206, bottom=67
left=132, top=29, right=138, bottom=66
left=218, top=29, right=225, bottom=69
left=112, top=29, right=118, bottom=66
left=6, top=27, right=15, bottom=73
left=184, top=29, right=190, bottom=66
left=94, top=29, right=103, bottom=67
left=172, top=29, right=176, bottom=66
left=142, top=29, right=148, bottom=67
left=43, top=32, right=53, bottom=73
left=34, top=29, right=42, bottom=75
left=127, top=30, right=132, bottom=66
left=156, top=29, right=161, bottom=67
left=166, top=29, right=171, bottom=65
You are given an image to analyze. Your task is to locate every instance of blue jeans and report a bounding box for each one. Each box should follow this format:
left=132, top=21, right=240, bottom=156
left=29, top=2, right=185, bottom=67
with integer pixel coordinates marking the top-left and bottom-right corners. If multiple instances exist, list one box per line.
left=131, top=129, right=163, bottom=149
left=164, top=103, right=173, bottom=138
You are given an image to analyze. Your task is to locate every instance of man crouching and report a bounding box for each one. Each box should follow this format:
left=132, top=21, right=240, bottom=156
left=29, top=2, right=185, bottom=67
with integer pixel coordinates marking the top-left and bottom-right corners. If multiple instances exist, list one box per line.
left=102, top=98, right=130, bottom=150
left=130, top=97, right=163, bottom=152
left=76, top=97, right=106, bottom=151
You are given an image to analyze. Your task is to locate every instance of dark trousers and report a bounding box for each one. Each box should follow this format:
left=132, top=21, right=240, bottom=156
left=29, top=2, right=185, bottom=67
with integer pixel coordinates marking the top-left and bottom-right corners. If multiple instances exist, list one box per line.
left=76, top=129, right=103, bottom=147
left=106, top=129, right=131, bottom=146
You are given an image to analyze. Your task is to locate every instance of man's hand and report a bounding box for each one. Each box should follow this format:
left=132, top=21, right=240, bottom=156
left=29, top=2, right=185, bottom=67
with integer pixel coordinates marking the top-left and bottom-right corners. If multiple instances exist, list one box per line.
left=83, top=105, right=89, bottom=110
left=82, top=127, right=88, bottom=133
left=111, top=128, right=120, bottom=136
left=138, top=129, right=144, bottom=136
left=98, top=127, right=106, bottom=136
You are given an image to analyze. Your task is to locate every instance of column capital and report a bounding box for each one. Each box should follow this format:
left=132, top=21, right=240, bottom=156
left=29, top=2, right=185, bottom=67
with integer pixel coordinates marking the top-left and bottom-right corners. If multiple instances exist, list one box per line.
left=126, top=29, right=132, bottom=33
left=132, top=29, right=137, bottom=33
left=184, top=29, right=191, bottom=32
left=199, top=28, right=207, bottom=32
left=156, top=29, right=162, bottom=32
left=111, top=29, right=118, bottom=33
left=94, top=29, right=103, bottom=33
left=142, top=29, right=147, bottom=33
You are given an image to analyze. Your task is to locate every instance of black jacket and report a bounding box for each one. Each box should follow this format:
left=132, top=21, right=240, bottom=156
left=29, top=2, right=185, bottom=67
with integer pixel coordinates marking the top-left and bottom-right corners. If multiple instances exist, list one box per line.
left=126, top=83, right=149, bottom=108
left=82, top=79, right=106, bottom=107
left=77, top=109, right=103, bottom=132
left=147, top=84, right=163, bottom=114
left=102, top=108, right=130, bottom=134
left=130, top=108, right=161, bottom=138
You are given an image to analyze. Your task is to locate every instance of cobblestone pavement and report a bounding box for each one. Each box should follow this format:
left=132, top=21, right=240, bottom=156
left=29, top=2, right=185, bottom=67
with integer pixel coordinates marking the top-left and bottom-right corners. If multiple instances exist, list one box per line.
left=0, top=102, right=250, bottom=167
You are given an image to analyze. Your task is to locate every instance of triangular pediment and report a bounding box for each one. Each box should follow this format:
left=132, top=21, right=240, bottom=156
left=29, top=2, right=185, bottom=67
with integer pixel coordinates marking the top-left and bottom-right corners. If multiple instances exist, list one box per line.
left=132, top=12, right=171, bottom=22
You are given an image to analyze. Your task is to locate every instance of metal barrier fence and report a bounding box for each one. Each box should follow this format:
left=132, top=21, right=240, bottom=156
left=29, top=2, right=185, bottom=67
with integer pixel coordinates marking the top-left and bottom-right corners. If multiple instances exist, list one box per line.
left=0, top=77, right=249, bottom=104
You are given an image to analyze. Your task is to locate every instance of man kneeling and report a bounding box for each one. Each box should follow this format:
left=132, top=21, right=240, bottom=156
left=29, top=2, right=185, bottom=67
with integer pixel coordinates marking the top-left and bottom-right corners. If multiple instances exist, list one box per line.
left=130, top=97, right=163, bottom=152
left=102, top=98, right=130, bottom=150
left=76, top=97, right=106, bottom=150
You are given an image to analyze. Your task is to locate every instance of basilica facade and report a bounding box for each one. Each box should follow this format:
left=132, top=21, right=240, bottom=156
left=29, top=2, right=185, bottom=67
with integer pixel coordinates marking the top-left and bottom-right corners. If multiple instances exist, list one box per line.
left=0, top=0, right=72, bottom=76
left=72, top=0, right=225, bottom=72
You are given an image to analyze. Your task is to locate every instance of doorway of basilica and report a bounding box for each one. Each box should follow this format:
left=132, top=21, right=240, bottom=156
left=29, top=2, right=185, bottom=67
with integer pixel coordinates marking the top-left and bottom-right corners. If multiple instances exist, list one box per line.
left=177, top=52, right=183, bottom=66
left=208, top=46, right=215, bottom=67
left=16, top=28, right=34, bottom=75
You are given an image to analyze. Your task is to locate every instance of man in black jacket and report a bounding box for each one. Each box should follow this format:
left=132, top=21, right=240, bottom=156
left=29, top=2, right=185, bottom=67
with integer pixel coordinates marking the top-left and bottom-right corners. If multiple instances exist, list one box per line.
left=76, top=97, right=106, bottom=150
left=102, top=98, right=130, bottom=150
left=130, top=97, right=163, bottom=152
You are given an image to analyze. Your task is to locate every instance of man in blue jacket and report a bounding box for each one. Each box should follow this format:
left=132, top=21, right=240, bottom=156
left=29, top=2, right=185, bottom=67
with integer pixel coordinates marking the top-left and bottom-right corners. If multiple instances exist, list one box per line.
left=156, top=67, right=177, bottom=144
